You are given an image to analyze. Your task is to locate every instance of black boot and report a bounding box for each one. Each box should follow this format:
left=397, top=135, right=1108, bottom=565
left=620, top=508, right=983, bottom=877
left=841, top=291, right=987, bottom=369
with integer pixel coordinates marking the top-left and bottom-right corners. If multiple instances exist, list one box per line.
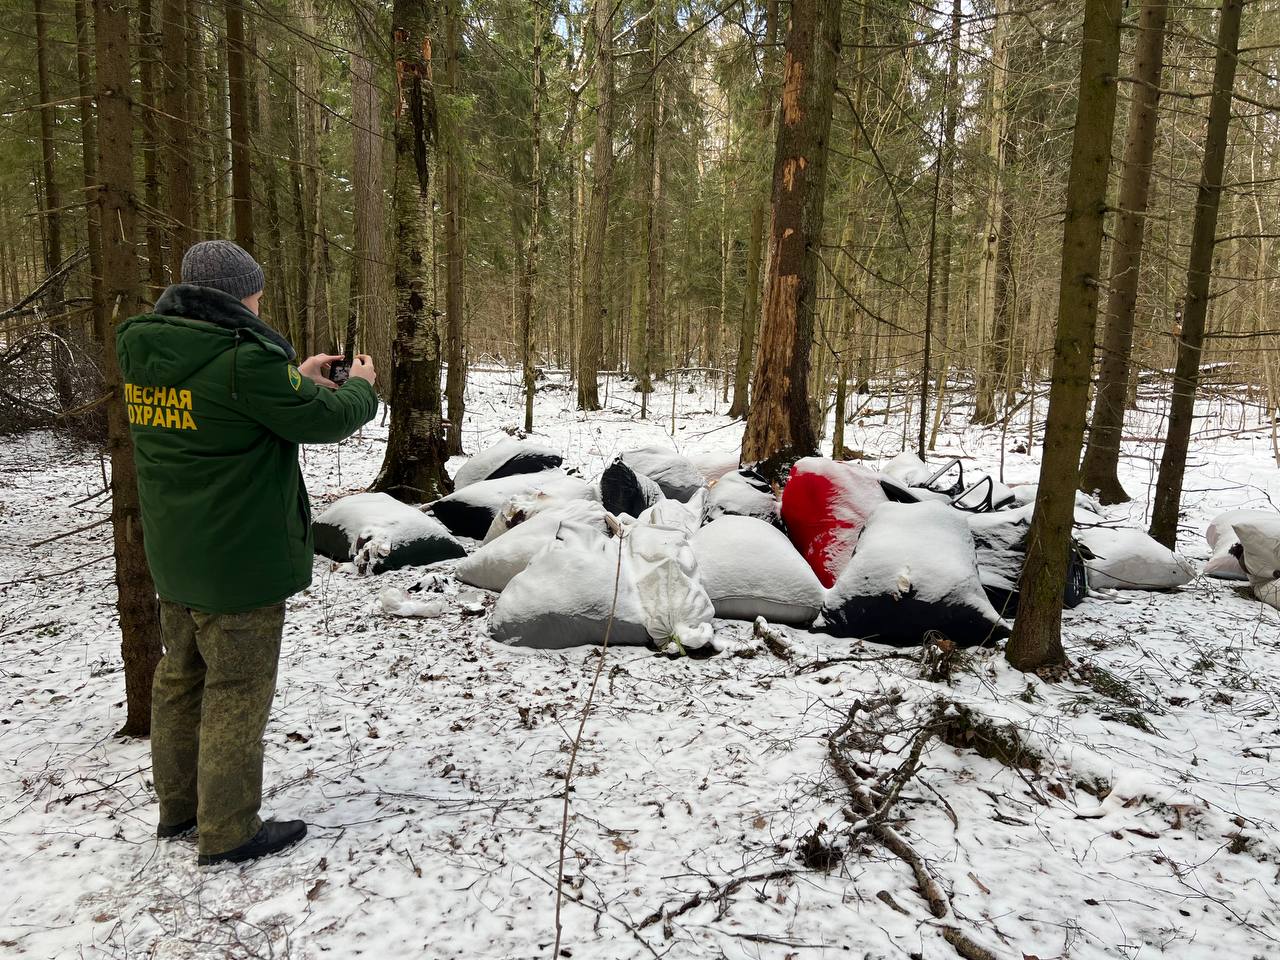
left=198, top=820, right=307, bottom=866
left=157, top=816, right=198, bottom=840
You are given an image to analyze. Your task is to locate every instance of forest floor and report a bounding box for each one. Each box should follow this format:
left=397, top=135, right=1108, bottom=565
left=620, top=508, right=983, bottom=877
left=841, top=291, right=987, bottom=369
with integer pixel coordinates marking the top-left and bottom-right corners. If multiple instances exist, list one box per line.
left=1, top=370, right=1279, bottom=960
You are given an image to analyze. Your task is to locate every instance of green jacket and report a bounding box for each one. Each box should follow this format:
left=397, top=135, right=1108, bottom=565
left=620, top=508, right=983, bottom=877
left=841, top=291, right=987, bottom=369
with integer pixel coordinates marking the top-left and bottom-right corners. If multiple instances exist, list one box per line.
left=116, top=284, right=377, bottom=614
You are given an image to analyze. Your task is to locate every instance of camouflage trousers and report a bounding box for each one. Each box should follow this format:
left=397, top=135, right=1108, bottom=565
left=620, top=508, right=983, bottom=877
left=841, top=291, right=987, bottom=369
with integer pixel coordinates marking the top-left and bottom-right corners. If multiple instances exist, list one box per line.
left=152, top=600, right=286, bottom=856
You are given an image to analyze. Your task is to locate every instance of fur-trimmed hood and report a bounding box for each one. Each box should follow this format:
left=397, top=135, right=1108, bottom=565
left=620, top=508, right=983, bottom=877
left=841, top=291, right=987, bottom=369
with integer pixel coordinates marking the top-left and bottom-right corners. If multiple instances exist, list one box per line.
left=153, top=283, right=296, bottom=360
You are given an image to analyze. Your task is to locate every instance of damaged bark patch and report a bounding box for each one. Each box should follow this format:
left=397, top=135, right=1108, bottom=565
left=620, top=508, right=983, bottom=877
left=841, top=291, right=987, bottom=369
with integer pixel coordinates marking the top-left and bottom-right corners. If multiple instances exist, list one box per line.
left=781, top=54, right=804, bottom=124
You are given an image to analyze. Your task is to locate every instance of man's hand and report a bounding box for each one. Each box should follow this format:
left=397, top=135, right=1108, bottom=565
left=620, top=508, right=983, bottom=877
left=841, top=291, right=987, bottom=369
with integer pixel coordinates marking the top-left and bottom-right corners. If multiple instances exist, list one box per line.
left=298, top=354, right=344, bottom=389
left=349, top=355, right=376, bottom=387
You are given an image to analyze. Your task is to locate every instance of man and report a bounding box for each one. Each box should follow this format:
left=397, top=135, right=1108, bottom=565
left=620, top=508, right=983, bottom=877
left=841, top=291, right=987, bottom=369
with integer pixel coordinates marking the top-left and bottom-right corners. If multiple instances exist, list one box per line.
left=116, top=240, right=378, bottom=866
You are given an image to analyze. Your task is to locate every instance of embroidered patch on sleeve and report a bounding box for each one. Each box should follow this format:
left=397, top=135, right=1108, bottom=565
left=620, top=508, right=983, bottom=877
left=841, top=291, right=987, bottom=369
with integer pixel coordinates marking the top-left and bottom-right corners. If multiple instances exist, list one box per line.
left=287, top=365, right=303, bottom=391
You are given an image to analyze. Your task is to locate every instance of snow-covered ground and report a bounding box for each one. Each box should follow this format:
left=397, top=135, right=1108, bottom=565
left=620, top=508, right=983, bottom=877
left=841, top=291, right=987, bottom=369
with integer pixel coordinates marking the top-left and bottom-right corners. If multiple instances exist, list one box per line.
left=1, top=369, right=1278, bottom=959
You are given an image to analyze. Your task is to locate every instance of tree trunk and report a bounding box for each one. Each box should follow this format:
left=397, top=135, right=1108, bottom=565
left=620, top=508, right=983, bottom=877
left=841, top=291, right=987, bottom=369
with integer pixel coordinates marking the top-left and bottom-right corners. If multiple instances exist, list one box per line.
left=74, top=0, right=105, bottom=340
left=934, top=0, right=961, bottom=396
left=351, top=20, right=390, bottom=385
left=94, top=0, right=164, bottom=736
left=1149, top=0, right=1242, bottom=547
left=740, top=0, right=841, bottom=466
left=1006, top=0, right=1122, bottom=673
left=443, top=0, right=466, bottom=453
left=162, top=0, right=195, bottom=278
left=638, top=4, right=664, bottom=415
left=728, top=0, right=779, bottom=420
left=34, top=0, right=73, bottom=409
left=1078, top=0, right=1168, bottom=505
left=138, top=0, right=165, bottom=298
left=973, top=0, right=1009, bottom=425
left=520, top=5, right=543, bottom=433
left=372, top=0, right=452, bottom=501
left=298, top=0, right=328, bottom=353
left=576, top=0, right=614, bottom=411
left=226, top=0, right=254, bottom=251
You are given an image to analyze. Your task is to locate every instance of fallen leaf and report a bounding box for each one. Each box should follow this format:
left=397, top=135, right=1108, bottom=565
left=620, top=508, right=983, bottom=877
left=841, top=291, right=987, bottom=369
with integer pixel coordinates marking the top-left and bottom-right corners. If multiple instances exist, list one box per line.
left=612, top=837, right=631, bottom=853
left=306, top=878, right=328, bottom=902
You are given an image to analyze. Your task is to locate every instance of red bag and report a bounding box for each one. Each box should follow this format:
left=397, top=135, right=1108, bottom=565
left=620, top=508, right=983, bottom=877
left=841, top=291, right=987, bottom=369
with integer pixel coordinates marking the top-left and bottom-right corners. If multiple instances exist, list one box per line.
left=781, top=458, right=888, bottom=588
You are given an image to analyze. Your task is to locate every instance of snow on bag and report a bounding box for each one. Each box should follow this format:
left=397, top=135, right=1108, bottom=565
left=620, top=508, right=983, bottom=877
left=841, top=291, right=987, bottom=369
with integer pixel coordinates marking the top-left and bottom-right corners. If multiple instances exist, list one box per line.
left=481, top=490, right=590, bottom=543
left=822, top=500, right=1010, bottom=647
left=703, top=467, right=780, bottom=525
left=457, top=501, right=613, bottom=592
left=490, top=521, right=714, bottom=650
left=430, top=470, right=592, bottom=539
left=781, top=457, right=888, bottom=588
left=599, top=457, right=664, bottom=518
left=692, top=516, right=824, bottom=625
left=620, top=447, right=707, bottom=502
left=1075, top=526, right=1195, bottom=591
left=451, top=437, right=563, bottom=489
left=1203, top=509, right=1275, bottom=580
left=1230, top=516, right=1280, bottom=609
left=880, top=451, right=933, bottom=487
left=313, top=492, right=466, bottom=573
left=636, top=490, right=705, bottom=537
left=490, top=525, right=652, bottom=649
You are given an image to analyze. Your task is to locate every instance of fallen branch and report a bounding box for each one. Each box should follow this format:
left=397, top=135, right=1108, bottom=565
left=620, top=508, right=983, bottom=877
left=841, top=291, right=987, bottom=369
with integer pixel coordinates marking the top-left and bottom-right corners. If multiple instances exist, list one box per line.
left=31, top=515, right=110, bottom=549
left=637, top=868, right=795, bottom=932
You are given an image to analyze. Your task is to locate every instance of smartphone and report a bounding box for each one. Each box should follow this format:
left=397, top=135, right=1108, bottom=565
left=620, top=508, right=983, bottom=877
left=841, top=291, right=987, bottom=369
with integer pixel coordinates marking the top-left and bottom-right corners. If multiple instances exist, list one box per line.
left=329, top=360, right=351, bottom=385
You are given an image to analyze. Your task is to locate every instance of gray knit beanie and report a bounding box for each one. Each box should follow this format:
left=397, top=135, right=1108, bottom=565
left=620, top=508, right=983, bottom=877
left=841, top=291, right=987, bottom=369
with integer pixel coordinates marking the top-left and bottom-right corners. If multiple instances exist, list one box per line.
left=180, top=240, right=265, bottom=300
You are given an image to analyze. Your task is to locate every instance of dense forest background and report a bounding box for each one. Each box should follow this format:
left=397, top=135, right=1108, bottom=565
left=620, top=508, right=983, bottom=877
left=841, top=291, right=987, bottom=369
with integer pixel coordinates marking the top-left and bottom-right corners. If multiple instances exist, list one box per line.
left=2, top=0, right=1280, bottom=691
left=6, top=0, right=1279, bottom=440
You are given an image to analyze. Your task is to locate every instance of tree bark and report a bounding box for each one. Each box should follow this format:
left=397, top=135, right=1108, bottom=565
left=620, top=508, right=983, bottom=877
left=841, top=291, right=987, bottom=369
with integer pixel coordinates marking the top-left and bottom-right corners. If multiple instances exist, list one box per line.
left=94, top=0, right=164, bottom=736
left=351, top=19, right=390, bottom=385
left=520, top=4, right=543, bottom=433
left=1078, top=0, right=1168, bottom=505
left=34, top=0, right=73, bottom=409
left=443, top=0, right=466, bottom=453
left=138, top=0, right=165, bottom=298
left=1149, top=0, right=1242, bottom=547
left=728, top=0, right=779, bottom=420
left=372, top=0, right=452, bottom=501
left=740, top=0, right=841, bottom=465
left=74, top=0, right=105, bottom=340
left=973, top=0, right=1010, bottom=425
left=162, top=0, right=195, bottom=278
left=576, top=0, right=614, bottom=411
left=225, top=0, right=254, bottom=251
left=933, top=0, right=961, bottom=399
left=1006, top=0, right=1122, bottom=672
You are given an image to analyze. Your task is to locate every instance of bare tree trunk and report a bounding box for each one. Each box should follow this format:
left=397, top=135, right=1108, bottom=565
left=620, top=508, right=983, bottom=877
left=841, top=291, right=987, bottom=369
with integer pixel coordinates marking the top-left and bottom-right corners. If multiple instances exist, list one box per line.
left=576, top=0, right=614, bottom=411
left=728, top=0, right=778, bottom=420
left=1006, top=0, right=1122, bottom=672
left=162, top=0, right=195, bottom=277
left=1150, top=0, right=1242, bottom=547
left=973, top=0, right=1009, bottom=425
left=226, top=0, right=254, bottom=251
left=351, top=19, right=390, bottom=387
left=443, top=0, right=466, bottom=452
left=138, top=0, right=165, bottom=298
left=740, top=0, right=841, bottom=466
left=520, top=5, right=543, bottom=433
left=1078, top=1, right=1168, bottom=505
left=372, top=0, right=451, bottom=501
left=34, top=0, right=73, bottom=409
left=74, top=0, right=105, bottom=341
left=933, top=0, right=961, bottom=399
left=298, top=0, right=328, bottom=352
left=95, top=0, right=164, bottom=736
